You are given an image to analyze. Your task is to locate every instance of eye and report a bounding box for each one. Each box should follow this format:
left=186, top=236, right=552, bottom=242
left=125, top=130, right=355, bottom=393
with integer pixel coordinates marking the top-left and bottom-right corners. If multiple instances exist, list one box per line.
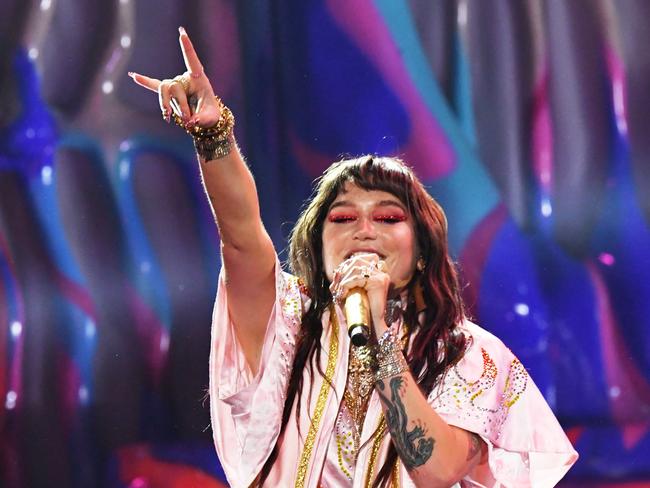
left=328, top=214, right=356, bottom=223
left=375, top=215, right=407, bottom=224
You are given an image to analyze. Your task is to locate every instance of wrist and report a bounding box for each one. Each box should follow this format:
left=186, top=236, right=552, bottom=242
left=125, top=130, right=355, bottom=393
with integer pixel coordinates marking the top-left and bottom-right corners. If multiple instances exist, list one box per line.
left=374, top=325, right=409, bottom=383
left=194, top=132, right=236, bottom=161
left=372, top=318, right=388, bottom=337
left=173, top=97, right=236, bottom=161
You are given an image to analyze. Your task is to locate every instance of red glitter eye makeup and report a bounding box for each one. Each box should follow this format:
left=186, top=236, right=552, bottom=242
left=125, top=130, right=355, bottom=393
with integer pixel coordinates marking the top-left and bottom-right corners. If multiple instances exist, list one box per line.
left=374, top=214, right=407, bottom=223
left=328, top=214, right=356, bottom=223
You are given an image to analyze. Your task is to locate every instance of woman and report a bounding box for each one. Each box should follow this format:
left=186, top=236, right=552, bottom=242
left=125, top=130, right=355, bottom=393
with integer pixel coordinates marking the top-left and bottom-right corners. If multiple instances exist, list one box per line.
left=130, top=28, right=578, bottom=487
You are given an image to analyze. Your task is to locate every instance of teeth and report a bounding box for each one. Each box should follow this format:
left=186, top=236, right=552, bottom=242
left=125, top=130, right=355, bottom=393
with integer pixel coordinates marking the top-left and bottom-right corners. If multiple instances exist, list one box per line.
left=347, top=251, right=383, bottom=259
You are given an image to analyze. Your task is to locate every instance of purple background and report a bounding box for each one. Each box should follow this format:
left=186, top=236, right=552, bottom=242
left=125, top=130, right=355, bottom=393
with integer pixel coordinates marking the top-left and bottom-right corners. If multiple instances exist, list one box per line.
left=1, top=1, right=649, bottom=486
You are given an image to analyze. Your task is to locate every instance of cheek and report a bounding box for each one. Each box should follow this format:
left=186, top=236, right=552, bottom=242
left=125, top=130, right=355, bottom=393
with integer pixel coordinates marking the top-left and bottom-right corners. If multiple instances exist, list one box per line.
left=321, top=226, right=337, bottom=282
left=322, top=253, right=335, bottom=282
left=393, top=227, right=418, bottom=274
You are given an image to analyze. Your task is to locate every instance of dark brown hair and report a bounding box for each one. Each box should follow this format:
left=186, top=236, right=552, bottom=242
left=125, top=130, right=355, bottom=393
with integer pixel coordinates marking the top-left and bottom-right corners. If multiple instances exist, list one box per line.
left=257, top=155, right=467, bottom=486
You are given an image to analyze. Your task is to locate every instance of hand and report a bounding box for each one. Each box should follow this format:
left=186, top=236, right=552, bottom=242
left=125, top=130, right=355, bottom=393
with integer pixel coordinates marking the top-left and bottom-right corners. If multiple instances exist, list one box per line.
left=329, top=252, right=390, bottom=336
left=128, top=27, right=222, bottom=129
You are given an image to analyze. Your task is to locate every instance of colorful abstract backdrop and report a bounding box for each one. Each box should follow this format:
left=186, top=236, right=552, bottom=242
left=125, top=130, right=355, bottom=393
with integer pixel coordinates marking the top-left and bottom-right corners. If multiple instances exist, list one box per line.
left=1, top=1, right=649, bottom=487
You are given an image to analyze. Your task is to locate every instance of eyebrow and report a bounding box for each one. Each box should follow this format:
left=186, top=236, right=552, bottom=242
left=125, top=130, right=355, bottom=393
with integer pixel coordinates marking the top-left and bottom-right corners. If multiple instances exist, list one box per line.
left=328, top=199, right=407, bottom=212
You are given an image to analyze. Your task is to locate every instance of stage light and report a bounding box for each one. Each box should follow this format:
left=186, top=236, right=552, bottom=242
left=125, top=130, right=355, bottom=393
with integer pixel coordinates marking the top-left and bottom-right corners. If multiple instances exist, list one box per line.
left=514, top=303, right=529, bottom=317
left=598, top=252, right=615, bottom=266
left=85, top=319, right=96, bottom=339
left=41, top=165, right=53, bottom=186
left=5, top=391, right=17, bottom=410
left=78, top=385, right=89, bottom=404
left=102, top=80, right=114, bottom=94
left=119, top=159, right=130, bottom=179
left=10, top=321, right=22, bottom=338
left=160, top=333, right=170, bottom=352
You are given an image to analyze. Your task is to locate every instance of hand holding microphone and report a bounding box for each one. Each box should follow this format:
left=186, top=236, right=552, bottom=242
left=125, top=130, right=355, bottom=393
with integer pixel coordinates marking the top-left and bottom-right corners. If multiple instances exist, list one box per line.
left=331, top=253, right=389, bottom=347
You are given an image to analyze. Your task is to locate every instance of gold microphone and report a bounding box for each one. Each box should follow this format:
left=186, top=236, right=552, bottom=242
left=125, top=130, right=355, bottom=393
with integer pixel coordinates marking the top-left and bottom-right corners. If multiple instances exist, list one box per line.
left=344, top=287, right=370, bottom=346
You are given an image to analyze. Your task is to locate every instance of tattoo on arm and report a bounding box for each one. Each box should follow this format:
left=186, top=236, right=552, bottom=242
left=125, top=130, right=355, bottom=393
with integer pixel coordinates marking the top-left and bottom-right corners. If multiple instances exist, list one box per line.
left=376, top=376, right=434, bottom=470
left=466, top=433, right=482, bottom=461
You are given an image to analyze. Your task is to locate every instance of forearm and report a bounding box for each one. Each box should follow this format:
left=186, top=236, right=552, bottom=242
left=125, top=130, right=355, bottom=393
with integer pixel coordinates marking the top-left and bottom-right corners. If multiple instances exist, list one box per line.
left=197, top=139, right=267, bottom=252
left=198, top=138, right=276, bottom=373
left=375, top=368, right=484, bottom=487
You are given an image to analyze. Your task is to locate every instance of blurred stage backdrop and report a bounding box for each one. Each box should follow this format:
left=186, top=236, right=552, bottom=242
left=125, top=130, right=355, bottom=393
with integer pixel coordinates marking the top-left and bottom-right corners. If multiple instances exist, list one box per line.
left=1, top=0, right=649, bottom=487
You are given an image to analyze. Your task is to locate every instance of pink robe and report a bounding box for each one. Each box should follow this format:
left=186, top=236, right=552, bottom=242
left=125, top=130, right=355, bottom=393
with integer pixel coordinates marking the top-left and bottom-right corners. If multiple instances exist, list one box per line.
left=209, top=261, right=578, bottom=487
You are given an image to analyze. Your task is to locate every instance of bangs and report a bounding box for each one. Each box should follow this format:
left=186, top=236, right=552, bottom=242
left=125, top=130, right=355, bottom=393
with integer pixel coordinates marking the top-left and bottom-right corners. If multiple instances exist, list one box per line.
left=320, top=156, right=415, bottom=209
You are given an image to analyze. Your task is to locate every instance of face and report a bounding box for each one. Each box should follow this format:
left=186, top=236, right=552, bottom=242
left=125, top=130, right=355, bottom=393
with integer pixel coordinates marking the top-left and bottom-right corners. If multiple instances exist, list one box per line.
left=321, top=183, right=418, bottom=290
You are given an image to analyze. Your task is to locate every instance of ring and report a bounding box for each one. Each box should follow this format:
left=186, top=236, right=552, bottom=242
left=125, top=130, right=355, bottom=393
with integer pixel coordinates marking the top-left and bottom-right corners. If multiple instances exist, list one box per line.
left=189, top=68, right=204, bottom=79
left=172, top=74, right=190, bottom=92
left=333, top=289, right=343, bottom=304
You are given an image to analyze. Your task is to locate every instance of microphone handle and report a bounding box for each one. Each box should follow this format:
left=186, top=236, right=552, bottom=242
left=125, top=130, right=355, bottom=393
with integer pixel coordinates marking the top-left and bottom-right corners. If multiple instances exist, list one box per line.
left=344, top=287, right=370, bottom=347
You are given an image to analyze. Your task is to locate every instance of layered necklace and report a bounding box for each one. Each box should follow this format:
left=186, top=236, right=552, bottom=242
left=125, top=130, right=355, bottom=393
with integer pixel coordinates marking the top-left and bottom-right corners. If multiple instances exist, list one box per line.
left=335, top=297, right=408, bottom=480
left=335, top=341, right=377, bottom=480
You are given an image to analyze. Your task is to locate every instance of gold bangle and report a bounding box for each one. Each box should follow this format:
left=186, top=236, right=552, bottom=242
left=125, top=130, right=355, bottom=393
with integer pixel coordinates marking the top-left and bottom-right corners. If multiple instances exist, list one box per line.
left=171, top=74, right=190, bottom=93
left=193, top=133, right=234, bottom=161
left=171, top=97, right=236, bottom=160
left=374, top=327, right=409, bottom=383
left=171, top=99, right=235, bottom=137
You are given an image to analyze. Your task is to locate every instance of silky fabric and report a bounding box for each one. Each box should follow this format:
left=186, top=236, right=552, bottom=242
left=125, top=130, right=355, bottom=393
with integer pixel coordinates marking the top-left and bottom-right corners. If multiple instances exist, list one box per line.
left=209, top=258, right=578, bottom=487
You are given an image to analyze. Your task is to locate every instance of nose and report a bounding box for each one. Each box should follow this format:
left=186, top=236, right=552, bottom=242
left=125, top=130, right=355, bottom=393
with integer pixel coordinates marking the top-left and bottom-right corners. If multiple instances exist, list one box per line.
left=353, top=216, right=377, bottom=240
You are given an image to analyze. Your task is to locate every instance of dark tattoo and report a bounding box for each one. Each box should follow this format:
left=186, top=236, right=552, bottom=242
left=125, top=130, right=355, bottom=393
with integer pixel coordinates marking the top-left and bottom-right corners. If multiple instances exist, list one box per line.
left=376, top=376, right=434, bottom=469
left=466, top=433, right=482, bottom=461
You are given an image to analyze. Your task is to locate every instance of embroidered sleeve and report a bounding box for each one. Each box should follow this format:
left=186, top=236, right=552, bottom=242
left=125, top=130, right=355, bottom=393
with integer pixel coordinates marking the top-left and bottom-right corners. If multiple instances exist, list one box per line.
left=208, top=260, right=309, bottom=487
left=275, top=273, right=308, bottom=378
left=427, top=322, right=577, bottom=487
left=430, top=346, right=528, bottom=441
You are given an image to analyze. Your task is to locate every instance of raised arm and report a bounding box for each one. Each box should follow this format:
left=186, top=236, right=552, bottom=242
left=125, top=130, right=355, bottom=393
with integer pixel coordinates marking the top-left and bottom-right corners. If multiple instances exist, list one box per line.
left=129, top=27, right=275, bottom=374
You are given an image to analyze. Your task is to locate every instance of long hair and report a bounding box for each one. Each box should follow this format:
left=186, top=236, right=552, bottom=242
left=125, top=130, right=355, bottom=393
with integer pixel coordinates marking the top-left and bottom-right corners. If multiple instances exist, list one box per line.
left=257, top=155, right=467, bottom=487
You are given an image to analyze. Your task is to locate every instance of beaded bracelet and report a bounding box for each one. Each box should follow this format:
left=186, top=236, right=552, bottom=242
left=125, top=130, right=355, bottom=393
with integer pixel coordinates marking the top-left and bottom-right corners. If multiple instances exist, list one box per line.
left=172, top=97, right=235, bottom=160
left=374, top=326, right=409, bottom=383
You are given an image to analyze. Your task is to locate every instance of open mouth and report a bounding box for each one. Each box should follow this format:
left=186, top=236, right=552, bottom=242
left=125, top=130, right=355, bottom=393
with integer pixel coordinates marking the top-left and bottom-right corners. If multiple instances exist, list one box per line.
left=345, top=250, right=386, bottom=260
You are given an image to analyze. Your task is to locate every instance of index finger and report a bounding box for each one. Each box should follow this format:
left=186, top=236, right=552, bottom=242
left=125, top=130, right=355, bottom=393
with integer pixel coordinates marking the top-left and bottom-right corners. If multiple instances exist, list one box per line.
left=129, top=72, right=161, bottom=92
left=178, top=27, right=204, bottom=76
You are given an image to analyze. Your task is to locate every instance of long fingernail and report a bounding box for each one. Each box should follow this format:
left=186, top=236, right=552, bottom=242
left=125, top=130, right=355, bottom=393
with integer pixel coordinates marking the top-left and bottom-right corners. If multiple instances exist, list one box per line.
left=179, top=26, right=186, bottom=35
left=128, top=71, right=135, bottom=78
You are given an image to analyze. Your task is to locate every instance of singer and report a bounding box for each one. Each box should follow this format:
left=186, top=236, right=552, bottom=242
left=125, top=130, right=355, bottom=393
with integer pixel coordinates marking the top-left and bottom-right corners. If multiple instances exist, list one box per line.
left=130, top=29, right=578, bottom=488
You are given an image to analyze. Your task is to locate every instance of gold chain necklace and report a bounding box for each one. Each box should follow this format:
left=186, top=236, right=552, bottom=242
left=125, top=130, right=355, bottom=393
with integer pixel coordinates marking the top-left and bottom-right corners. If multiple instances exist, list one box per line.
left=335, top=315, right=410, bottom=481
left=345, top=342, right=377, bottom=431
left=335, top=342, right=376, bottom=480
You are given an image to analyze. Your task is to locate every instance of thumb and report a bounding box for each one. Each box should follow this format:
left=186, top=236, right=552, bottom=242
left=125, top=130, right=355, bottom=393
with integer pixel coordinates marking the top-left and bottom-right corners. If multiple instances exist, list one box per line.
left=191, top=94, right=221, bottom=127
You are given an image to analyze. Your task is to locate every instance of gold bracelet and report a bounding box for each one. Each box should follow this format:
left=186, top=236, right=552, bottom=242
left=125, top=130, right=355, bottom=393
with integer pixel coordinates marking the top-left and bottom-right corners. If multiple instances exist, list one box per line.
left=193, top=133, right=234, bottom=160
left=374, top=327, right=409, bottom=383
left=171, top=97, right=236, bottom=160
